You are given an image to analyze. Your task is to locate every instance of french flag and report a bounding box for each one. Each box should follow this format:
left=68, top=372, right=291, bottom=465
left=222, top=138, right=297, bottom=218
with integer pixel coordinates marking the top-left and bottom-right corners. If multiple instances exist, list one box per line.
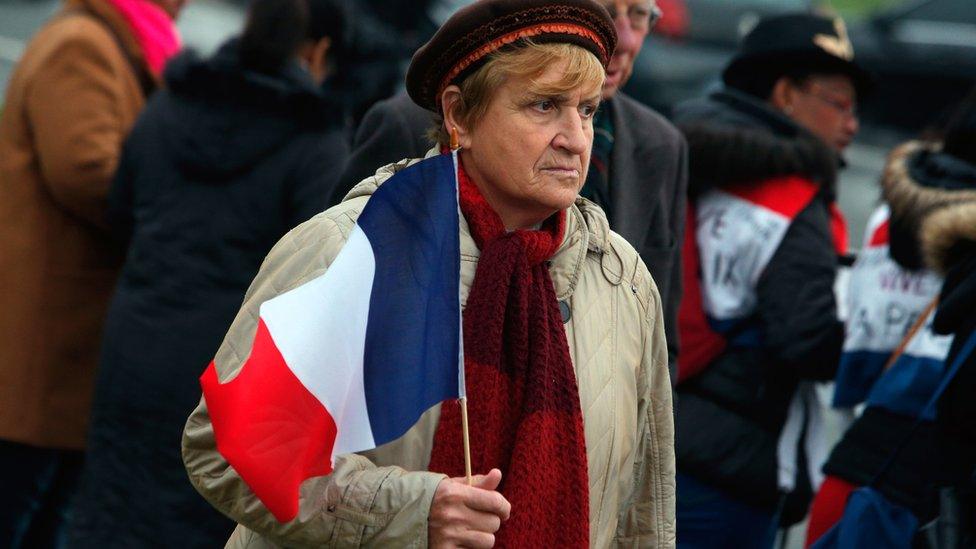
left=200, top=153, right=464, bottom=523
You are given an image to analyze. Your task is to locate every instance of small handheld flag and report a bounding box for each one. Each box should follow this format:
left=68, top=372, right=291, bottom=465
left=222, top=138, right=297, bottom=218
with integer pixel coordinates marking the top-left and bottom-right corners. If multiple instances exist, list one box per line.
left=201, top=153, right=465, bottom=523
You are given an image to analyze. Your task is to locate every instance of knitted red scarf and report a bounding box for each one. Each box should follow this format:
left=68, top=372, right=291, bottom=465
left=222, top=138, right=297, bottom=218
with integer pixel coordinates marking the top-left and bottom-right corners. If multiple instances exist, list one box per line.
left=428, top=161, right=590, bottom=547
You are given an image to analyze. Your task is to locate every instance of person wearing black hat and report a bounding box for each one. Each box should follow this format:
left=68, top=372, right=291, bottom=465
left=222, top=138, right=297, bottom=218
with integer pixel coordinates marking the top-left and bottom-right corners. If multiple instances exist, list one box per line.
left=669, top=12, right=867, bottom=548
left=182, top=1, right=676, bottom=547
left=331, top=0, right=689, bottom=375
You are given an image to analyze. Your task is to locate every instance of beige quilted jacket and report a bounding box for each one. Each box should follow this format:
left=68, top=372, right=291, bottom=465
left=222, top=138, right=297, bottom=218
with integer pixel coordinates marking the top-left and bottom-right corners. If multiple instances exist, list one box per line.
left=182, top=156, right=676, bottom=548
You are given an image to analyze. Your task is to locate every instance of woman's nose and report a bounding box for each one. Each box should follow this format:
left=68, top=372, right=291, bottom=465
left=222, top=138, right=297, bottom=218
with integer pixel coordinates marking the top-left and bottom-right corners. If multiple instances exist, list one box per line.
left=552, top=111, right=589, bottom=154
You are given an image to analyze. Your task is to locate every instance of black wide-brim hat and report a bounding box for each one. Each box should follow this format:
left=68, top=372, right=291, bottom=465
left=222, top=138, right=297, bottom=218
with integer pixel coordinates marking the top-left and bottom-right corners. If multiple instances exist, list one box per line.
left=723, top=13, right=873, bottom=98
left=406, top=0, right=617, bottom=113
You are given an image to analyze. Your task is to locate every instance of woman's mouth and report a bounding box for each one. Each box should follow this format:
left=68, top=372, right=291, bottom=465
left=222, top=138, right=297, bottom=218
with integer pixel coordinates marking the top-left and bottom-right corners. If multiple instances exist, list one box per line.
left=541, top=167, right=581, bottom=179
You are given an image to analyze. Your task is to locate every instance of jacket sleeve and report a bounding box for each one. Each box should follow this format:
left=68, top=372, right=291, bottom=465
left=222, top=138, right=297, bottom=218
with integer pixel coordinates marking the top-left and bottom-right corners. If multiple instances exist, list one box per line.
left=757, top=196, right=844, bottom=380
left=616, top=266, right=676, bottom=547
left=182, top=214, right=446, bottom=547
left=664, top=135, right=689, bottom=376
left=26, top=34, right=132, bottom=229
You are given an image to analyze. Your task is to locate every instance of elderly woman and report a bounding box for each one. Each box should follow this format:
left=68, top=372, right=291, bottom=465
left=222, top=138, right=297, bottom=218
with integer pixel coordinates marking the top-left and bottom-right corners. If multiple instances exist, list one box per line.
left=181, top=0, right=675, bottom=547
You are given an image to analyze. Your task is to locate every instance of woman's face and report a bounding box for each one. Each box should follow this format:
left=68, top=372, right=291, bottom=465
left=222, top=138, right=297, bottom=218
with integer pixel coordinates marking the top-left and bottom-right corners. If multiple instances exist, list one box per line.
left=453, top=60, right=602, bottom=230
left=782, top=74, right=859, bottom=152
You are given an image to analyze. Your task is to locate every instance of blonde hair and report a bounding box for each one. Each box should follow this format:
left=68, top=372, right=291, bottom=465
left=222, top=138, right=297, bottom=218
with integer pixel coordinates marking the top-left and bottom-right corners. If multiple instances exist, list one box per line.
left=431, top=40, right=606, bottom=147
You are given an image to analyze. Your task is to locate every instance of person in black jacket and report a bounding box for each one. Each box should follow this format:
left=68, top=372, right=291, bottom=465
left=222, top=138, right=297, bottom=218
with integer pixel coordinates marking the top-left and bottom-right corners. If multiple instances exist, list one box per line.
left=804, top=88, right=976, bottom=548
left=332, top=0, right=689, bottom=372
left=672, top=13, right=869, bottom=548
left=65, top=0, right=350, bottom=546
left=926, top=89, right=976, bottom=546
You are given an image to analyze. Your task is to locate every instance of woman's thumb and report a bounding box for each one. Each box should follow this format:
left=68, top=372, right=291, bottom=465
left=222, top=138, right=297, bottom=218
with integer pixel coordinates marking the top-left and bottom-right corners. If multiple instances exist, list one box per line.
left=474, top=468, right=503, bottom=491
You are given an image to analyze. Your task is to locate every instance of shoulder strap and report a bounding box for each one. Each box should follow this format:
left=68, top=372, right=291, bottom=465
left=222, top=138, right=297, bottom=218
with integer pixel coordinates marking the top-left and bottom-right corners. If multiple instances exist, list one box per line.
left=882, top=297, right=940, bottom=373
left=871, top=327, right=976, bottom=486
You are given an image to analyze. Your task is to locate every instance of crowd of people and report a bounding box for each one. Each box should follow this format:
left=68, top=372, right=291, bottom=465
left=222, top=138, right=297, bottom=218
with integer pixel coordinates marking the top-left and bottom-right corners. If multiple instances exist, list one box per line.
left=0, top=0, right=973, bottom=547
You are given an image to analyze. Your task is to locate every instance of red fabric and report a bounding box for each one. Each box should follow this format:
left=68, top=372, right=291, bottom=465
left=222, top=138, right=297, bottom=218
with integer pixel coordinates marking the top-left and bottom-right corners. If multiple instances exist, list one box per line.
left=805, top=475, right=859, bottom=548
left=726, top=176, right=849, bottom=255
left=677, top=202, right=727, bottom=383
left=677, top=178, right=848, bottom=383
left=868, top=219, right=890, bottom=247
left=428, top=162, right=589, bottom=547
left=106, top=0, right=181, bottom=77
left=200, top=319, right=336, bottom=523
left=724, top=176, right=820, bottom=219
left=830, top=203, right=850, bottom=255
left=653, top=0, right=689, bottom=38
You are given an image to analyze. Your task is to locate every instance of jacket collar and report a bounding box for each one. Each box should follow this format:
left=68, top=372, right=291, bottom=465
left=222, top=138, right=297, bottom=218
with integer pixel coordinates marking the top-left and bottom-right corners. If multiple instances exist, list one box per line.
left=675, top=88, right=840, bottom=197
left=927, top=201, right=976, bottom=338
left=163, top=40, right=340, bottom=128
left=710, top=88, right=803, bottom=137
left=883, top=140, right=976, bottom=274
left=65, top=0, right=157, bottom=87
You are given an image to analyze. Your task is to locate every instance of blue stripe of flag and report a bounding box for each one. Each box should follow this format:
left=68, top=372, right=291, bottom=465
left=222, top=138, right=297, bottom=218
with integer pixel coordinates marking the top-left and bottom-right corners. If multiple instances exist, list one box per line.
left=357, top=153, right=462, bottom=444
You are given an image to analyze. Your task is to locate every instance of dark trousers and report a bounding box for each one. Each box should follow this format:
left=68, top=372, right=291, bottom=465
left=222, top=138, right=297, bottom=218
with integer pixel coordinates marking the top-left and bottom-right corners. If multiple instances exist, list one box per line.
left=0, top=439, right=83, bottom=549
left=676, top=472, right=777, bottom=549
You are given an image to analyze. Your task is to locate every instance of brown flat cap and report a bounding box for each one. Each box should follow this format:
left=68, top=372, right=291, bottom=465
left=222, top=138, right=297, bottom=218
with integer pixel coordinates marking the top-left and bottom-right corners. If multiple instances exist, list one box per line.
left=406, top=0, right=617, bottom=113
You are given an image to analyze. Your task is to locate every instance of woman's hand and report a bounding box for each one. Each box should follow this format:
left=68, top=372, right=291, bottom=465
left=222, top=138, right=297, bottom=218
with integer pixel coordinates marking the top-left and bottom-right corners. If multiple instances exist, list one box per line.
left=429, top=468, right=511, bottom=548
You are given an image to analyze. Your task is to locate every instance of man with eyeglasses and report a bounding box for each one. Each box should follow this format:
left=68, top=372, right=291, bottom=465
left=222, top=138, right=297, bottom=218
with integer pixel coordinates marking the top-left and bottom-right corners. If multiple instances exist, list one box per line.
left=669, top=13, right=871, bottom=548
left=333, top=0, right=689, bottom=374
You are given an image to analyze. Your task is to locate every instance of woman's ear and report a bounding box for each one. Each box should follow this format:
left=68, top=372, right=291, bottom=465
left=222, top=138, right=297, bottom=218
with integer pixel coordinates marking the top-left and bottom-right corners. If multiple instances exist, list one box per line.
left=440, top=85, right=472, bottom=148
left=302, top=37, right=332, bottom=85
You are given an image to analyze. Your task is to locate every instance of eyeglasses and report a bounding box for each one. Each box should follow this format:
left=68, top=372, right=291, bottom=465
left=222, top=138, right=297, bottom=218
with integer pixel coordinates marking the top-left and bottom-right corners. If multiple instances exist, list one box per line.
left=802, top=85, right=858, bottom=118
left=605, top=2, right=663, bottom=32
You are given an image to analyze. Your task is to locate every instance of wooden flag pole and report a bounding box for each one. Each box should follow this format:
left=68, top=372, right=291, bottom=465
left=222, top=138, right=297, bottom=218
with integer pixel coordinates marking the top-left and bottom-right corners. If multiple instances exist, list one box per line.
left=452, top=145, right=472, bottom=487
left=459, top=396, right=473, bottom=486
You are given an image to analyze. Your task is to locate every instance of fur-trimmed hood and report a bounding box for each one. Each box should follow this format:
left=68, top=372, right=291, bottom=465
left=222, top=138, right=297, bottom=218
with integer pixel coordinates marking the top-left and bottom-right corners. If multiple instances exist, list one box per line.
left=880, top=140, right=976, bottom=274
left=923, top=202, right=976, bottom=275
left=673, top=89, right=839, bottom=197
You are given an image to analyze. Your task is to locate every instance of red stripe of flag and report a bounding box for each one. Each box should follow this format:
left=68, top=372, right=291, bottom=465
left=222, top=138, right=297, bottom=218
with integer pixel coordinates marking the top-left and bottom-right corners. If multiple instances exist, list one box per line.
left=200, top=319, right=338, bottom=523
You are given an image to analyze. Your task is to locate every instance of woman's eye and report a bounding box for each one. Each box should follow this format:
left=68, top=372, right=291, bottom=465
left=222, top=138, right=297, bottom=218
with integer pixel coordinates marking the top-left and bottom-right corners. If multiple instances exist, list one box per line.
left=533, top=100, right=555, bottom=113
left=580, top=104, right=598, bottom=119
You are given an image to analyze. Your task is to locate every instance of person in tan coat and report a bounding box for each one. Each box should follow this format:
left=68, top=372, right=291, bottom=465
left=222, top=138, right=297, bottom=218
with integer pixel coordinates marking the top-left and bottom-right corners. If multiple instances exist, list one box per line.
left=0, top=0, right=181, bottom=543
left=183, top=1, right=676, bottom=547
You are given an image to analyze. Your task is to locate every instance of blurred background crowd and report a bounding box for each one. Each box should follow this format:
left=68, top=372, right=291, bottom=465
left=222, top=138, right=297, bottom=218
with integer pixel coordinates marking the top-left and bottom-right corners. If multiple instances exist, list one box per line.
left=0, top=0, right=974, bottom=547
left=4, top=0, right=974, bottom=240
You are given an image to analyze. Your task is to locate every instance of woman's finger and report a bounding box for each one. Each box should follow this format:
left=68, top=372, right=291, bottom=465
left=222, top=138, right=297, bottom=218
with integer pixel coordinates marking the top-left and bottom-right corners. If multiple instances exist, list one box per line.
left=457, top=530, right=496, bottom=549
